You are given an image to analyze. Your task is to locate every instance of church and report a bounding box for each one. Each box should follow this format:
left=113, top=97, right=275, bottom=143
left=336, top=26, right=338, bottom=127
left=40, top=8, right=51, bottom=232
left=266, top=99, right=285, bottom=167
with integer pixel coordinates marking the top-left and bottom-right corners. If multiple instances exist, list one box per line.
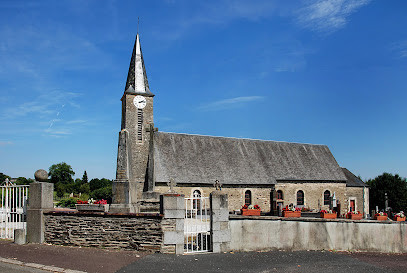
left=109, top=34, right=369, bottom=217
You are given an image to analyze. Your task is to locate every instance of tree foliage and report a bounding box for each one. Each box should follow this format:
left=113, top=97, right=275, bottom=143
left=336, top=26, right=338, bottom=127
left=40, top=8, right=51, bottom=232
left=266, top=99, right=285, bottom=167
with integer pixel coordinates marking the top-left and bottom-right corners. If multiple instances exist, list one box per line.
left=0, top=172, right=11, bottom=183
left=82, top=170, right=88, bottom=184
left=367, top=173, right=407, bottom=212
left=49, top=162, right=75, bottom=184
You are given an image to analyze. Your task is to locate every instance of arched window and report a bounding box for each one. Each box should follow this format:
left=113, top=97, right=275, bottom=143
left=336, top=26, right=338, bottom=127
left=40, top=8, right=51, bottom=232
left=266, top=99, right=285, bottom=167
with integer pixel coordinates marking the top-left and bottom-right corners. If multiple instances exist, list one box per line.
left=245, top=190, right=252, bottom=206
left=277, top=190, right=283, bottom=200
left=193, top=190, right=201, bottom=209
left=324, top=190, right=330, bottom=205
left=297, top=190, right=304, bottom=206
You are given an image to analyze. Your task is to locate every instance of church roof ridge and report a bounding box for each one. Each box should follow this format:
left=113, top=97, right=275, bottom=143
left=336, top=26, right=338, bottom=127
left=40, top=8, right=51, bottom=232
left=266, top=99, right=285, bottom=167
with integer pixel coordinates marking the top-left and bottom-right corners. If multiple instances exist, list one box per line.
left=157, top=130, right=329, bottom=147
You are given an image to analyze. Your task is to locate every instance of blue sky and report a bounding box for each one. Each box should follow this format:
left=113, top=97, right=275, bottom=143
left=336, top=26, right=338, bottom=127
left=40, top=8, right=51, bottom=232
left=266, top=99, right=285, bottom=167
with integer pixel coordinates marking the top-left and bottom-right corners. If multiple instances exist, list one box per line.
left=0, top=0, right=406, bottom=181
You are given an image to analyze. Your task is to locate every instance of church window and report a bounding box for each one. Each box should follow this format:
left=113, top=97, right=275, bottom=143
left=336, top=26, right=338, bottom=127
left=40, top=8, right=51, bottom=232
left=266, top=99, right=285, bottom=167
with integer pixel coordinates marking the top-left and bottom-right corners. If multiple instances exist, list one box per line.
left=297, top=190, right=304, bottom=206
left=277, top=190, right=283, bottom=200
left=137, top=109, right=143, bottom=141
left=193, top=190, right=201, bottom=209
left=324, top=190, right=331, bottom=205
left=245, top=190, right=252, bottom=205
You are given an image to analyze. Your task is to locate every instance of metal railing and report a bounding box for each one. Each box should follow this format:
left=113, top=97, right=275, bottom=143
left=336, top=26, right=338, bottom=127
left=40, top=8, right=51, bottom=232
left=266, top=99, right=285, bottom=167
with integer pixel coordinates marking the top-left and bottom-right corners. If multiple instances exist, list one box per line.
left=184, top=196, right=210, bottom=253
left=0, top=184, right=29, bottom=239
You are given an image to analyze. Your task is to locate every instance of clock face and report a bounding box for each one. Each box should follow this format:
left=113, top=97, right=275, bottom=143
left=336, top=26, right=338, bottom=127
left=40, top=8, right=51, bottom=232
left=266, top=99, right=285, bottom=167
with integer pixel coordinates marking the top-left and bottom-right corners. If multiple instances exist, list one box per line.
left=133, top=95, right=146, bottom=109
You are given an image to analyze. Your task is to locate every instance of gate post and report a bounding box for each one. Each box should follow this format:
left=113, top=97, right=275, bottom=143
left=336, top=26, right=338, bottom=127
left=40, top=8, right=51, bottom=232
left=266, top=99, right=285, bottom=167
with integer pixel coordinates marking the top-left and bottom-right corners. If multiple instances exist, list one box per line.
left=26, top=182, right=54, bottom=243
left=210, top=191, right=230, bottom=253
left=160, top=193, right=185, bottom=254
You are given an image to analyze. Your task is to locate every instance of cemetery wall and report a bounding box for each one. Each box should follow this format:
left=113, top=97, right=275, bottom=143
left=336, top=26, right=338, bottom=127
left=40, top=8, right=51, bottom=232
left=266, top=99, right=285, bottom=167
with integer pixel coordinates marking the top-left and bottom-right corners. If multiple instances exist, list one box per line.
left=229, top=216, right=407, bottom=253
left=44, top=212, right=166, bottom=252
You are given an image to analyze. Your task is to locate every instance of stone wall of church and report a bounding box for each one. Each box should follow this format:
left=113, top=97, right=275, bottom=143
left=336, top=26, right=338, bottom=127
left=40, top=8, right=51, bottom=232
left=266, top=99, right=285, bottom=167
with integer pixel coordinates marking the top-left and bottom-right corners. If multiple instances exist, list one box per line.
left=346, top=187, right=369, bottom=216
left=274, top=182, right=348, bottom=214
left=154, top=185, right=273, bottom=213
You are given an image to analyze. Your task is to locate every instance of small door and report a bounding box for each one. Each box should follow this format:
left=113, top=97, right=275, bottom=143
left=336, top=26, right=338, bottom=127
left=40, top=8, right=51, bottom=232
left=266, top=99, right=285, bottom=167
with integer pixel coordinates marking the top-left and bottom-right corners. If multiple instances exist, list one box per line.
left=350, top=200, right=355, bottom=212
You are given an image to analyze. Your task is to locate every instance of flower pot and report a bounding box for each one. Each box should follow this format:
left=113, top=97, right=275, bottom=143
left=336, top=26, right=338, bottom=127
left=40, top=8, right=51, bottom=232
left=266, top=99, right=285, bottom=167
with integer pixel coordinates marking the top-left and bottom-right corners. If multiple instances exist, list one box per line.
left=347, top=214, right=362, bottom=220
left=394, top=217, right=406, bottom=222
left=321, top=212, right=337, bottom=219
left=241, top=209, right=261, bottom=216
left=283, top=211, right=301, bottom=218
left=76, top=204, right=109, bottom=212
left=374, top=215, right=387, bottom=221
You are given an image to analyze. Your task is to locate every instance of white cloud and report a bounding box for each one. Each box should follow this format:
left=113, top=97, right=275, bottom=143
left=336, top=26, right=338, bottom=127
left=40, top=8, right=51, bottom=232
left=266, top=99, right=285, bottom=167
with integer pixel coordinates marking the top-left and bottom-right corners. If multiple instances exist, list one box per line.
left=198, top=96, right=265, bottom=111
left=391, top=40, right=407, bottom=58
left=296, top=0, right=371, bottom=33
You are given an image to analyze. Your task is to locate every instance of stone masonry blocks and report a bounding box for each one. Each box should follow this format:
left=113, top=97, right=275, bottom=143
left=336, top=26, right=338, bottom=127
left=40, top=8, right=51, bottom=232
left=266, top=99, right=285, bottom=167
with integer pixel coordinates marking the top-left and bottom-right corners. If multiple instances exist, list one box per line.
left=28, top=182, right=54, bottom=210
left=210, top=191, right=231, bottom=253
left=161, top=194, right=185, bottom=254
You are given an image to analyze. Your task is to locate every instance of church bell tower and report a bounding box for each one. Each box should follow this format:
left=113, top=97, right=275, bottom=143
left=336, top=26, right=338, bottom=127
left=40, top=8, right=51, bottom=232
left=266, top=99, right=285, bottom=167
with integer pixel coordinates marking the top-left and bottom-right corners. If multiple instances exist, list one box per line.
left=110, top=34, right=155, bottom=213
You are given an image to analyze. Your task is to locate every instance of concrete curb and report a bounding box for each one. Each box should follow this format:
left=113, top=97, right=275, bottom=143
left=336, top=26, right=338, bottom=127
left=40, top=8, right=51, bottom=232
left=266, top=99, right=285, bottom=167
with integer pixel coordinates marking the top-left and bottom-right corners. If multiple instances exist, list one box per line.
left=0, top=256, right=86, bottom=273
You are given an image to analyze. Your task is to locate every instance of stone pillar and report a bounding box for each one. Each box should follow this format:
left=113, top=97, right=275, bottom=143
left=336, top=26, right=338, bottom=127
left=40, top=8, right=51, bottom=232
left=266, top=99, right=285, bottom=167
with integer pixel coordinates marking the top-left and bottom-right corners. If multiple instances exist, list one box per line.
left=160, top=194, right=185, bottom=254
left=26, top=182, right=54, bottom=243
left=210, top=191, right=230, bottom=253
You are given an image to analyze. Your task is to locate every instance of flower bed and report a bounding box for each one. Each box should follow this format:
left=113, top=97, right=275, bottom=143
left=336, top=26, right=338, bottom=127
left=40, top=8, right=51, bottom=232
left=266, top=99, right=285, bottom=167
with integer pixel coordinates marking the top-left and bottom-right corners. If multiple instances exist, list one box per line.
left=283, top=206, right=301, bottom=218
left=75, top=199, right=109, bottom=212
left=320, top=210, right=337, bottom=219
left=346, top=211, right=362, bottom=220
left=374, top=212, right=387, bottom=221
left=394, top=212, right=405, bottom=221
left=241, top=204, right=261, bottom=216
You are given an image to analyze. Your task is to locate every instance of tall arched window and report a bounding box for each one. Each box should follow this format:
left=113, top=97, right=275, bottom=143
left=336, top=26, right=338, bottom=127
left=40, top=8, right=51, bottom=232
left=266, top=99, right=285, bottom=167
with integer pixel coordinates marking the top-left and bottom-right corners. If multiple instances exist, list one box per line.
left=324, top=190, right=331, bottom=205
left=297, top=190, right=304, bottom=206
left=277, top=190, right=283, bottom=200
left=245, top=190, right=252, bottom=206
left=193, top=190, right=201, bottom=209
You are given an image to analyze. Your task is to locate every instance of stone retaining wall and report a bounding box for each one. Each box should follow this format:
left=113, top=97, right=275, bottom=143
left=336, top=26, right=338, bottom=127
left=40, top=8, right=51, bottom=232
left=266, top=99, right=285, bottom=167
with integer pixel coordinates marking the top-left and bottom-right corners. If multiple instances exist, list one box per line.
left=44, top=211, right=165, bottom=252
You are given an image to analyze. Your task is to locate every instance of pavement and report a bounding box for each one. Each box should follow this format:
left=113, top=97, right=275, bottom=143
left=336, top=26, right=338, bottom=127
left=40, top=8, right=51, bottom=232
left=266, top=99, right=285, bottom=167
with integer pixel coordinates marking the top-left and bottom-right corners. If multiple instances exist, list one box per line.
left=1, top=240, right=407, bottom=273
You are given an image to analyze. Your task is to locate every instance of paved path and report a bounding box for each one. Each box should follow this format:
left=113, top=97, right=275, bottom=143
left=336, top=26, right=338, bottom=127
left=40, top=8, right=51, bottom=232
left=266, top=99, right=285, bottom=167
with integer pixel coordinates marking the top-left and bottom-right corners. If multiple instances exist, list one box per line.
left=0, top=261, right=49, bottom=273
left=118, top=251, right=407, bottom=273
left=0, top=240, right=147, bottom=273
left=1, top=239, right=407, bottom=273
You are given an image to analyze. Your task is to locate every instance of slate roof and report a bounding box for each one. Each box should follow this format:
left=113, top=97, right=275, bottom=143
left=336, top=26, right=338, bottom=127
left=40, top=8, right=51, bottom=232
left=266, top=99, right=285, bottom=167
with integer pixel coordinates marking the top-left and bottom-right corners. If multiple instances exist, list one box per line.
left=153, top=132, right=347, bottom=185
left=342, top=168, right=367, bottom=187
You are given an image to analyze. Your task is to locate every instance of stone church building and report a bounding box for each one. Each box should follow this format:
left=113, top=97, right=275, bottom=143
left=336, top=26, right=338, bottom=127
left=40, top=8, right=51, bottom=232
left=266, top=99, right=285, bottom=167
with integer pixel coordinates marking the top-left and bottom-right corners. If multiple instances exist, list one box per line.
left=110, top=34, right=369, bottom=216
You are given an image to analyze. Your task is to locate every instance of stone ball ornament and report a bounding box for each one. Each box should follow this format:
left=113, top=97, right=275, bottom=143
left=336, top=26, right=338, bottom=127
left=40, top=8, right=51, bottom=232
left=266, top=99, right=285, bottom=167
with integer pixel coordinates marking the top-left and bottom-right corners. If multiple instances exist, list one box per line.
left=34, top=169, right=48, bottom=182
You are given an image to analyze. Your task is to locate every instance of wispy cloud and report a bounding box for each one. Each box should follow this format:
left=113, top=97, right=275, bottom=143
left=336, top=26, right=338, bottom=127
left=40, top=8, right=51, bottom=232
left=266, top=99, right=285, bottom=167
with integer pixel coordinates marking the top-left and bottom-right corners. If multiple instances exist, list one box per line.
left=391, top=40, right=407, bottom=59
left=66, top=119, right=87, bottom=124
left=198, top=96, right=265, bottom=111
left=295, top=0, right=371, bottom=33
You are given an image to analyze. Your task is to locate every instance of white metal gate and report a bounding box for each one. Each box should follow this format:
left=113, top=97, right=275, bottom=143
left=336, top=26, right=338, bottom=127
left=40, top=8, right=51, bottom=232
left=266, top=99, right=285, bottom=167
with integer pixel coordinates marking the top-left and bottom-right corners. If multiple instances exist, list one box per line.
left=0, top=180, right=29, bottom=239
left=184, top=194, right=210, bottom=253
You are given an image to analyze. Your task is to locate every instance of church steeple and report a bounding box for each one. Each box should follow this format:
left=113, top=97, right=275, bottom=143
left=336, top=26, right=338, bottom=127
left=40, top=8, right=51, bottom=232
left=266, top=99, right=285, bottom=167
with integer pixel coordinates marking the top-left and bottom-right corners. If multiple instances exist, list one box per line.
left=124, top=34, right=153, bottom=95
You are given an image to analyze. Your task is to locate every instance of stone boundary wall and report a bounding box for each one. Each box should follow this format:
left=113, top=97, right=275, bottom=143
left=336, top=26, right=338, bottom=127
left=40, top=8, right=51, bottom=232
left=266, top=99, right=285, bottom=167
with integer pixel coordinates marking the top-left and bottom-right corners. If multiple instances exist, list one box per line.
left=229, top=216, right=407, bottom=253
left=44, top=211, right=165, bottom=252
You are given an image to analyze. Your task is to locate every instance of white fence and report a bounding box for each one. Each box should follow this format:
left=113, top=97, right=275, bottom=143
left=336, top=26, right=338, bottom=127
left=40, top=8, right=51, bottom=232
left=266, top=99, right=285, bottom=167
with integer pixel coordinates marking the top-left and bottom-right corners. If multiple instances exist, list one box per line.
left=184, top=195, right=210, bottom=253
left=0, top=184, right=29, bottom=239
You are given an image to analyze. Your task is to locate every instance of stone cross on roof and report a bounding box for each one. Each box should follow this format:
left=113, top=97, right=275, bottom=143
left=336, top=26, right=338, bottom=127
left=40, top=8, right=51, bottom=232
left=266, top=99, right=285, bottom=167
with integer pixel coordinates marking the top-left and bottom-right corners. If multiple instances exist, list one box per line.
left=167, top=178, right=177, bottom=193
left=214, top=180, right=222, bottom=191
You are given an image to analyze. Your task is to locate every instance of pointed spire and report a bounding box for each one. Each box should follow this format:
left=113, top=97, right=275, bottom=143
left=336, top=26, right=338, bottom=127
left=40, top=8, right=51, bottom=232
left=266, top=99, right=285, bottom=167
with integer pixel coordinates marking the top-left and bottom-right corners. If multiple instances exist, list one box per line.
left=125, top=34, right=153, bottom=95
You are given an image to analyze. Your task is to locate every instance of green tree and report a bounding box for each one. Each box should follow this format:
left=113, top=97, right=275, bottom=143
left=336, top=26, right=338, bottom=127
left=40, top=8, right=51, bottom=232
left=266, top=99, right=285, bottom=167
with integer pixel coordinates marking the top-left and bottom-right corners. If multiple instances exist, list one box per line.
left=15, top=177, right=34, bottom=185
left=0, top=173, right=11, bottom=183
left=367, top=173, right=407, bottom=212
left=48, top=162, right=75, bottom=185
left=90, top=186, right=112, bottom=203
left=79, top=183, right=90, bottom=195
left=82, top=170, right=88, bottom=184
left=89, top=178, right=111, bottom=192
